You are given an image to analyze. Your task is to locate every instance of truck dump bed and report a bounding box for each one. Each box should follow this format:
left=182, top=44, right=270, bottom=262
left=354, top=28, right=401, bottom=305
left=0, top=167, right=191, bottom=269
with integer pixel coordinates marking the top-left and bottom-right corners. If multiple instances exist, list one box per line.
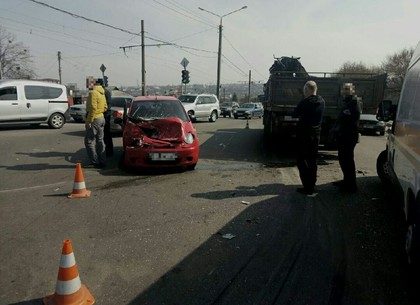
left=265, top=72, right=387, bottom=116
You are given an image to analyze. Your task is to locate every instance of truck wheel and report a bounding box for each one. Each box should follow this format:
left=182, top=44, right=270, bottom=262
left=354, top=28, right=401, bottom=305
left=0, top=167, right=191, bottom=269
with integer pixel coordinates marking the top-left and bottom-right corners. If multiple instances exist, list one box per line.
left=376, top=150, right=392, bottom=185
left=48, top=113, right=65, bottom=129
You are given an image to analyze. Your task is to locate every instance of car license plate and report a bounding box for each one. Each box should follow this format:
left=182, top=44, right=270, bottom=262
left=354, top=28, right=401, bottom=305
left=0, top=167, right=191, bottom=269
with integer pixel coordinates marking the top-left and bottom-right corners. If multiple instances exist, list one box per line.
left=149, top=153, right=177, bottom=161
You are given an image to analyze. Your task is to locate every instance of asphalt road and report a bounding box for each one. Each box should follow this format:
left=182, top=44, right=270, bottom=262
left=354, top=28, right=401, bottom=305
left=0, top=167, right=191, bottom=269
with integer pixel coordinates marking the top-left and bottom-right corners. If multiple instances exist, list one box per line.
left=0, top=117, right=417, bottom=305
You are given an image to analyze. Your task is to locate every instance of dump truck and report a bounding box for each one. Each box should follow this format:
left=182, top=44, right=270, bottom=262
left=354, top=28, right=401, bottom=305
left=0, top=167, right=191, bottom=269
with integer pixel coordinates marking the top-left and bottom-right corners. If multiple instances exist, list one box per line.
left=262, top=56, right=387, bottom=147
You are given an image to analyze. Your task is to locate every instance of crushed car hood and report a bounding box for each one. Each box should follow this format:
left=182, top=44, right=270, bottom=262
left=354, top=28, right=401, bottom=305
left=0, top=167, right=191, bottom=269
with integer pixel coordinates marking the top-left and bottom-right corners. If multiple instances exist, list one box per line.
left=132, top=117, right=185, bottom=146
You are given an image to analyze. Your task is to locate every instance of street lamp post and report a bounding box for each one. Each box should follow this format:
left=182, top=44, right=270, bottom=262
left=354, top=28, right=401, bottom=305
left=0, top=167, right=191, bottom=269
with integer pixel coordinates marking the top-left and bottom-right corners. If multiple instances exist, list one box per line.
left=198, top=5, right=247, bottom=100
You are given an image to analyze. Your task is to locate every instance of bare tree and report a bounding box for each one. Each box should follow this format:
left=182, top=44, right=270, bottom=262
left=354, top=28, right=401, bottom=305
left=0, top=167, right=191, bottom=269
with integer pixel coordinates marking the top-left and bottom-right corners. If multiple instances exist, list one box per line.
left=381, top=47, right=414, bottom=98
left=0, top=26, right=35, bottom=79
left=335, top=61, right=382, bottom=76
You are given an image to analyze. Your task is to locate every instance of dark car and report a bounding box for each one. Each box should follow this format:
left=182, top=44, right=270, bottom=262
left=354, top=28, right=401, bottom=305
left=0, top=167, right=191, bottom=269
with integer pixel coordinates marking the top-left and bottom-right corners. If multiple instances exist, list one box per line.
left=119, top=96, right=199, bottom=170
left=233, top=103, right=263, bottom=119
left=220, top=101, right=239, bottom=118
left=358, top=114, right=386, bottom=135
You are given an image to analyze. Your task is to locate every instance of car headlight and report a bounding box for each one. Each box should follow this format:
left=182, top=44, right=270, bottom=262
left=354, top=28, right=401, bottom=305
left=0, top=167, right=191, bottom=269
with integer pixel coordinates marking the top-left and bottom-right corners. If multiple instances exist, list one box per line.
left=245, top=111, right=251, bottom=114
left=377, top=121, right=385, bottom=126
left=185, top=132, right=194, bottom=144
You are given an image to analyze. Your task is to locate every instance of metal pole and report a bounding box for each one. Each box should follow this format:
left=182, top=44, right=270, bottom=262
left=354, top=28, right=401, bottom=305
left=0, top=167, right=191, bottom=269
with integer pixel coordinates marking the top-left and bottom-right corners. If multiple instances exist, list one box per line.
left=248, top=70, right=251, bottom=103
left=216, top=20, right=222, bottom=100
left=141, top=20, right=146, bottom=96
left=58, top=51, right=62, bottom=84
left=198, top=6, right=247, bottom=101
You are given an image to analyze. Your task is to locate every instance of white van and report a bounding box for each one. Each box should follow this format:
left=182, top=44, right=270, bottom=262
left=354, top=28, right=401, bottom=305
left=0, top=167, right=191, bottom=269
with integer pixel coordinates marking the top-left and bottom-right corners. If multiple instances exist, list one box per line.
left=178, top=93, right=219, bottom=122
left=0, top=80, right=69, bottom=129
left=376, top=41, right=420, bottom=269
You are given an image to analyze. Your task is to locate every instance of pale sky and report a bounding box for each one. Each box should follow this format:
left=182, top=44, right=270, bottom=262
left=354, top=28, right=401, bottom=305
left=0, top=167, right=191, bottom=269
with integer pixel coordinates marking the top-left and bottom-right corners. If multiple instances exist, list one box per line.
left=1, top=0, right=419, bottom=89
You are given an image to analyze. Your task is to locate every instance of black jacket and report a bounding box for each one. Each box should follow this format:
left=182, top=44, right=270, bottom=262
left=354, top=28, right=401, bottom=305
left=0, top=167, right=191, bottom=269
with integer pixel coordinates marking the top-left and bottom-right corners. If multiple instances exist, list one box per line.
left=334, top=95, right=361, bottom=140
left=293, top=95, right=325, bottom=136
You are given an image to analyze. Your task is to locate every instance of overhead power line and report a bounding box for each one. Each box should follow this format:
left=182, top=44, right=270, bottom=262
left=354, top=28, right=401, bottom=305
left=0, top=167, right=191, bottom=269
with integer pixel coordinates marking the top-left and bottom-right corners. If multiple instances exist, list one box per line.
left=27, top=0, right=139, bottom=36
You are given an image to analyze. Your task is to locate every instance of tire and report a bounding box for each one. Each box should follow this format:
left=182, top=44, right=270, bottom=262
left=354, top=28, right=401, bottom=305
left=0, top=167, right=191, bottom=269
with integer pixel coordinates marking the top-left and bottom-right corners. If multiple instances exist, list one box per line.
left=406, top=206, right=420, bottom=271
left=380, top=131, right=385, bottom=136
left=209, top=110, right=217, bottom=122
left=48, top=113, right=65, bottom=129
left=188, top=111, right=196, bottom=123
left=376, top=150, right=393, bottom=185
left=234, top=115, right=238, bottom=119
left=186, top=163, right=196, bottom=170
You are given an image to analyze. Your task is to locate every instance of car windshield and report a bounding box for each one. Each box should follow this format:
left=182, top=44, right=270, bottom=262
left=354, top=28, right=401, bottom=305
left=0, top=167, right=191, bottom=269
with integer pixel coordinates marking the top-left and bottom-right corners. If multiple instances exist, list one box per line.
left=178, top=95, right=197, bottom=103
left=129, top=100, right=189, bottom=122
left=241, top=103, right=255, bottom=108
left=221, top=102, right=232, bottom=107
left=110, top=97, right=132, bottom=108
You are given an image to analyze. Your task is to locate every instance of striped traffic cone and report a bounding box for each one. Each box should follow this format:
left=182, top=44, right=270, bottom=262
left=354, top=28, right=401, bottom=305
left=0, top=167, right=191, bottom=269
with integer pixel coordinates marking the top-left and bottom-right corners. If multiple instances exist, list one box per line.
left=44, top=240, right=95, bottom=305
left=68, top=163, right=91, bottom=199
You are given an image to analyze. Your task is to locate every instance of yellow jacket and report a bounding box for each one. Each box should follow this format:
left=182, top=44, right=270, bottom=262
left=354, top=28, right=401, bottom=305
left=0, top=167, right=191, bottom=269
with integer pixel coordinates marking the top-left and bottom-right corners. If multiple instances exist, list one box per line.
left=86, top=85, right=107, bottom=123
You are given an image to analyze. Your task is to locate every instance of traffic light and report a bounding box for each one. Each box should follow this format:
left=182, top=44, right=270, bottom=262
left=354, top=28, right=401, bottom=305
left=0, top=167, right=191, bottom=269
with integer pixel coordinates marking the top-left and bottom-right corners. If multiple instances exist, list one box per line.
left=104, top=75, right=109, bottom=87
left=181, top=70, right=190, bottom=84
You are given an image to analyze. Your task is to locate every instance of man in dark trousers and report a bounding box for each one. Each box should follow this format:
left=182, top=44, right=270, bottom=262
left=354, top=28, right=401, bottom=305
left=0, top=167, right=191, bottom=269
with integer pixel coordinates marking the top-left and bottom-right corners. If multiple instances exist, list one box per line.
left=333, top=83, right=361, bottom=192
left=103, top=86, right=114, bottom=157
left=293, top=80, right=325, bottom=195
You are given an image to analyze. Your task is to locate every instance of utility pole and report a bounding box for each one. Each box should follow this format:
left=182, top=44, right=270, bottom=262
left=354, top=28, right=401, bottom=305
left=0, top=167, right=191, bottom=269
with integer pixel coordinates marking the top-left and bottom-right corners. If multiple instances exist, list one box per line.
left=248, top=70, right=251, bottom=103
left=141, top=20, right=146, bottom=96
left=58, top=51, right=62, bottom=84
left=198, top=6, right=247, bottom=101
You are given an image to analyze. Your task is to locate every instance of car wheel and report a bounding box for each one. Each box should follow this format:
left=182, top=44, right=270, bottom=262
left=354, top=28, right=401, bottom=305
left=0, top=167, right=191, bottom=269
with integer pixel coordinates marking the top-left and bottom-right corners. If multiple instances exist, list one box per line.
left=380, top=131, right=385, bottom=136
left=406, top=207, right=420, bottom=271
left=209, top=110, right=217, bottom=122
left=376, top=150, right=393, bottom=185
left=186, top=163, right=196, bottom=170
left=234, top=115, right=238, bottom=119
left=188, top=111, right=196, bottom=122
left=48, top=113, right=65, bottom=129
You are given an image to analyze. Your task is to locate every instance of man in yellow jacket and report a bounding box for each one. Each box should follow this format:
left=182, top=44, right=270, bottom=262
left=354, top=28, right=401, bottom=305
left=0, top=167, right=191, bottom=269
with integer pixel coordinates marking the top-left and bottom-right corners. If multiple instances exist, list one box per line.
left=84, top=79, right=108, bottom=168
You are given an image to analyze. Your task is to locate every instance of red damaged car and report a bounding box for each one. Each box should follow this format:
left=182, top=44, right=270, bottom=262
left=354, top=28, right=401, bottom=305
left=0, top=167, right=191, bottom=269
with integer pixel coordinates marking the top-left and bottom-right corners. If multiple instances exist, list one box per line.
left=119, top=96, right=199, bottom=170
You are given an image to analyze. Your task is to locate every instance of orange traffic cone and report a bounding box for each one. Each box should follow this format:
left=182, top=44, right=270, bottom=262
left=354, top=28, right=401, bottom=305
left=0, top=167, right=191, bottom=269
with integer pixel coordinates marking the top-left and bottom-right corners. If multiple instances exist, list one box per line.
left=44, top=240, right=95, bottom=305
left=68, top=163, right=91, bottom=199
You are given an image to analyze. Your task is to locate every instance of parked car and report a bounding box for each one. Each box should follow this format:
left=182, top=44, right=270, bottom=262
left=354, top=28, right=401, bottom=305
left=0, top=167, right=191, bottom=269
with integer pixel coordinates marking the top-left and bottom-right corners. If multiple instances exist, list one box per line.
left=220, top=101, right=239, bottom=118
left=358, top=114, right=386, bottom=135
left=233, top=102, right=263, bottom=119
left=179, top=93, right=219, bottom=122
left=0, top=79, right=69, bottom=129
left=69, top=103, right=86, bottom=122
left=117, top=96, right=199, bottom=170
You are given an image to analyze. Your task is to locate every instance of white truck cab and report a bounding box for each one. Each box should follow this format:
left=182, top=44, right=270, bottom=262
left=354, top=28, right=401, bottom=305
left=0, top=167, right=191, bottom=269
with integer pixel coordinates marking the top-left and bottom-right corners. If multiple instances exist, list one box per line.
left=377, top=41, right=420, bottom=269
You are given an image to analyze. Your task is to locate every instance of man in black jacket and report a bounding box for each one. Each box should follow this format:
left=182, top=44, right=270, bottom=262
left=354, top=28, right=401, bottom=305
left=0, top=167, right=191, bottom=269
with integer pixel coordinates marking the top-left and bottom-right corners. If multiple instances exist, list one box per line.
left=293, top=80, right=325, bottom=195
left=333, top=83, right=361, bottom=192
left=103, top=87, right=114, bottom=157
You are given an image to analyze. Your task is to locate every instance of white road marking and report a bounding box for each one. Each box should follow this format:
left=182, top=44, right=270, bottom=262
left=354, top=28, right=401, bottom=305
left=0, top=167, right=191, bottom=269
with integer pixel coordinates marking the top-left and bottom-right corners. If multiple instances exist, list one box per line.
left=0, top=182, right=66, bottom=193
